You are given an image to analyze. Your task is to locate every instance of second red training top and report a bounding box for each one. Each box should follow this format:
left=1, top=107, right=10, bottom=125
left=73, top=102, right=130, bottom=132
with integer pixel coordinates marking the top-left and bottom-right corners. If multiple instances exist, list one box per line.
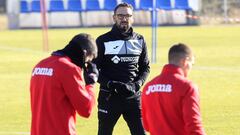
left=141, top=64, right=206, bottom=135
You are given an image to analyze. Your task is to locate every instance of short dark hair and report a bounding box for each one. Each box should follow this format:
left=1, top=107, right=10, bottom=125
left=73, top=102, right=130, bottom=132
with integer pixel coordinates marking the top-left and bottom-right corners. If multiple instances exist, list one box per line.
left=69, top=33, right=97, bottom=58
left=168, top=43, right=192, bottom=63
left=114, top=2, right=133, bottom=15
left=60, top=33, right=97, bottom=67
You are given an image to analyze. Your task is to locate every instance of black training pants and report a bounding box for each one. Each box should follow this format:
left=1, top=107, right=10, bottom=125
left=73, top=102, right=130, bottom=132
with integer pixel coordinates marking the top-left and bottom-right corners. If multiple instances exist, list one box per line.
left=97, top=89, right=146, bottom=135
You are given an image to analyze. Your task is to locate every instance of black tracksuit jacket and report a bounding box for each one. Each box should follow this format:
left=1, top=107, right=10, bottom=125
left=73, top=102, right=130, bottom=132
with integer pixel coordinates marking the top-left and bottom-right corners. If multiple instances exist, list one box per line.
left=94, top=25, right=150, bottom=98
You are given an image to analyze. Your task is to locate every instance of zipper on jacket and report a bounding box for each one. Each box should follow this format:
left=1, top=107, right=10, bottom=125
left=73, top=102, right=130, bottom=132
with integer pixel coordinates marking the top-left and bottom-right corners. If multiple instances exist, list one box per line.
left=124, top=41, right=127, bottom=54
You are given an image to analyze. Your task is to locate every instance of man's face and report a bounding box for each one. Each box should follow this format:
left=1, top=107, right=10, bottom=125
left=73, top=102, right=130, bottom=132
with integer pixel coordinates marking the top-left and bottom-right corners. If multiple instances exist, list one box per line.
left=113, top=6, right=134, bottom=32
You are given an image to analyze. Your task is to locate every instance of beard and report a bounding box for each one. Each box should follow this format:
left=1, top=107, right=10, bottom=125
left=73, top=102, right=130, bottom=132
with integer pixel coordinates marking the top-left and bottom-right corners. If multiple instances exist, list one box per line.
left=116, top=22, right=131, bottom=32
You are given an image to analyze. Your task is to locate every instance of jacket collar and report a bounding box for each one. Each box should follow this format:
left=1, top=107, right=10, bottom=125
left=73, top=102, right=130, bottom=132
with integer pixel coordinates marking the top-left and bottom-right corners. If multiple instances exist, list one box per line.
left=161, top=64, right=184, bottom=76
left=110, top=24, right=133, bottom=40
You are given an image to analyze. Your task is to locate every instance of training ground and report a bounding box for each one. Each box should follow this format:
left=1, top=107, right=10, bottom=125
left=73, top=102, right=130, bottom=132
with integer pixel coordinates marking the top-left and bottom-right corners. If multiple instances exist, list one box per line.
left=0, top=25, right=240, bottom=135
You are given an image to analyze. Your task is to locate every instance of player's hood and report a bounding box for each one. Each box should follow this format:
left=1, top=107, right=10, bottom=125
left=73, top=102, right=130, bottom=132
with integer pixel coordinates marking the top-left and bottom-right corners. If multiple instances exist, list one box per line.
left=52, top=41, right=85, bottom=68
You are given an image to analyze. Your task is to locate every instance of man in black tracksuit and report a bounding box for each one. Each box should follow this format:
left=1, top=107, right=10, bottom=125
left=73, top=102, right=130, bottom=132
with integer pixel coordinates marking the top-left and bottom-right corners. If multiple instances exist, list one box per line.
left=93, top=3, right=150, bottom=135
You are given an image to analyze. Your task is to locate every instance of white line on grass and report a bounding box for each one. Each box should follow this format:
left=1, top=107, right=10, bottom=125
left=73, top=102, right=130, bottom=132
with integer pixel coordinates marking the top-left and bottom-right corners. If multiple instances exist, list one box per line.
left=0, top=132, right=29, bottom=135
left=194, top=66, right=240, bottom=72
left=1, top=45, right=239, bottom=72
left=0, top=45, right=48, bottom=54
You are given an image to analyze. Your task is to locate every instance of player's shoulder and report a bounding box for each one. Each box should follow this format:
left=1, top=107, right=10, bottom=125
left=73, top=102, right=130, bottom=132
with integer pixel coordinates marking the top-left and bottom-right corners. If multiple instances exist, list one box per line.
left=174, top=74, right=198, bottom=90
left=57, top=58, right=83, bottom=76
left=183, top=78, right=198, bottom=93
left=57, top=57, right=77, bottom=68
left=34, top=55, right=55, bottom=67
left=133, top=31, right=144, bottom=39
left=97, top=31, right=112, bottom=41
left=41, top=56, right=78, bottom=72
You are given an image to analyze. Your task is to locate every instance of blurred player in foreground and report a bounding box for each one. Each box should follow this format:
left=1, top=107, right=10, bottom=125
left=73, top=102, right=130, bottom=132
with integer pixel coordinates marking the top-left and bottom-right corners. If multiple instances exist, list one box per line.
left=30, top=33, right=98, bottom=135
left=141, top=43, right=206, bottom=135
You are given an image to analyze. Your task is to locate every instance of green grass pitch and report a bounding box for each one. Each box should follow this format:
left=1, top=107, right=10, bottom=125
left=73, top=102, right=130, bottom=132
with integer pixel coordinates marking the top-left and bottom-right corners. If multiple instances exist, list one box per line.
left=0, top=25, right=240, bottom=135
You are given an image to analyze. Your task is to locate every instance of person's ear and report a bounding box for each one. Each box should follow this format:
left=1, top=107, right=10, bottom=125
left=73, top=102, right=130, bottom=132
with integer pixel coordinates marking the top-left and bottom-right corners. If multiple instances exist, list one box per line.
left=130, top=15, right=134, bottom=23
left=113, top=14, right=117, bottom=23
left=179, top=58, right=187, bottom=68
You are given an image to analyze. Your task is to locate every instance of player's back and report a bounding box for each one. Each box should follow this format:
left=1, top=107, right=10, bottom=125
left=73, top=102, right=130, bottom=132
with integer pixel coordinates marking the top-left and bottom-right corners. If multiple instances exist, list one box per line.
left=30, top=55, right=79, bottom=135
left=142, top=64, right=193, bottom=135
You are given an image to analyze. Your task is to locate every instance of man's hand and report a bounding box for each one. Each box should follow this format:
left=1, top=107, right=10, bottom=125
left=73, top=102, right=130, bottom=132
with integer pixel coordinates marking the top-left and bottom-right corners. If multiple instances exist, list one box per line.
left=84, top=62, right=99, bottom=85
left=107, top=80, right=120, bottom=90
left=107, top=81, right=140, bottom=97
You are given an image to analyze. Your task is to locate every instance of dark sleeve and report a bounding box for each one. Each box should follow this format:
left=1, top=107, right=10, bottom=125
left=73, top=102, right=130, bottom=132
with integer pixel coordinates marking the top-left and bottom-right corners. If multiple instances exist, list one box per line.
left=92, top=37, right=103, bottom=69
left=92, top=37, right=110, bottom=87
left=135, top=37, right=150, bottom=87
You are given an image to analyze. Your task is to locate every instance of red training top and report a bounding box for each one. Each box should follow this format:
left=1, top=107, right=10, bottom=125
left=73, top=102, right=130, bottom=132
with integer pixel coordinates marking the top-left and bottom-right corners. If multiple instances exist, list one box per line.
left=30, top=55, right=95, bottom=135
left=141, top=64, right=206, bottom=135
